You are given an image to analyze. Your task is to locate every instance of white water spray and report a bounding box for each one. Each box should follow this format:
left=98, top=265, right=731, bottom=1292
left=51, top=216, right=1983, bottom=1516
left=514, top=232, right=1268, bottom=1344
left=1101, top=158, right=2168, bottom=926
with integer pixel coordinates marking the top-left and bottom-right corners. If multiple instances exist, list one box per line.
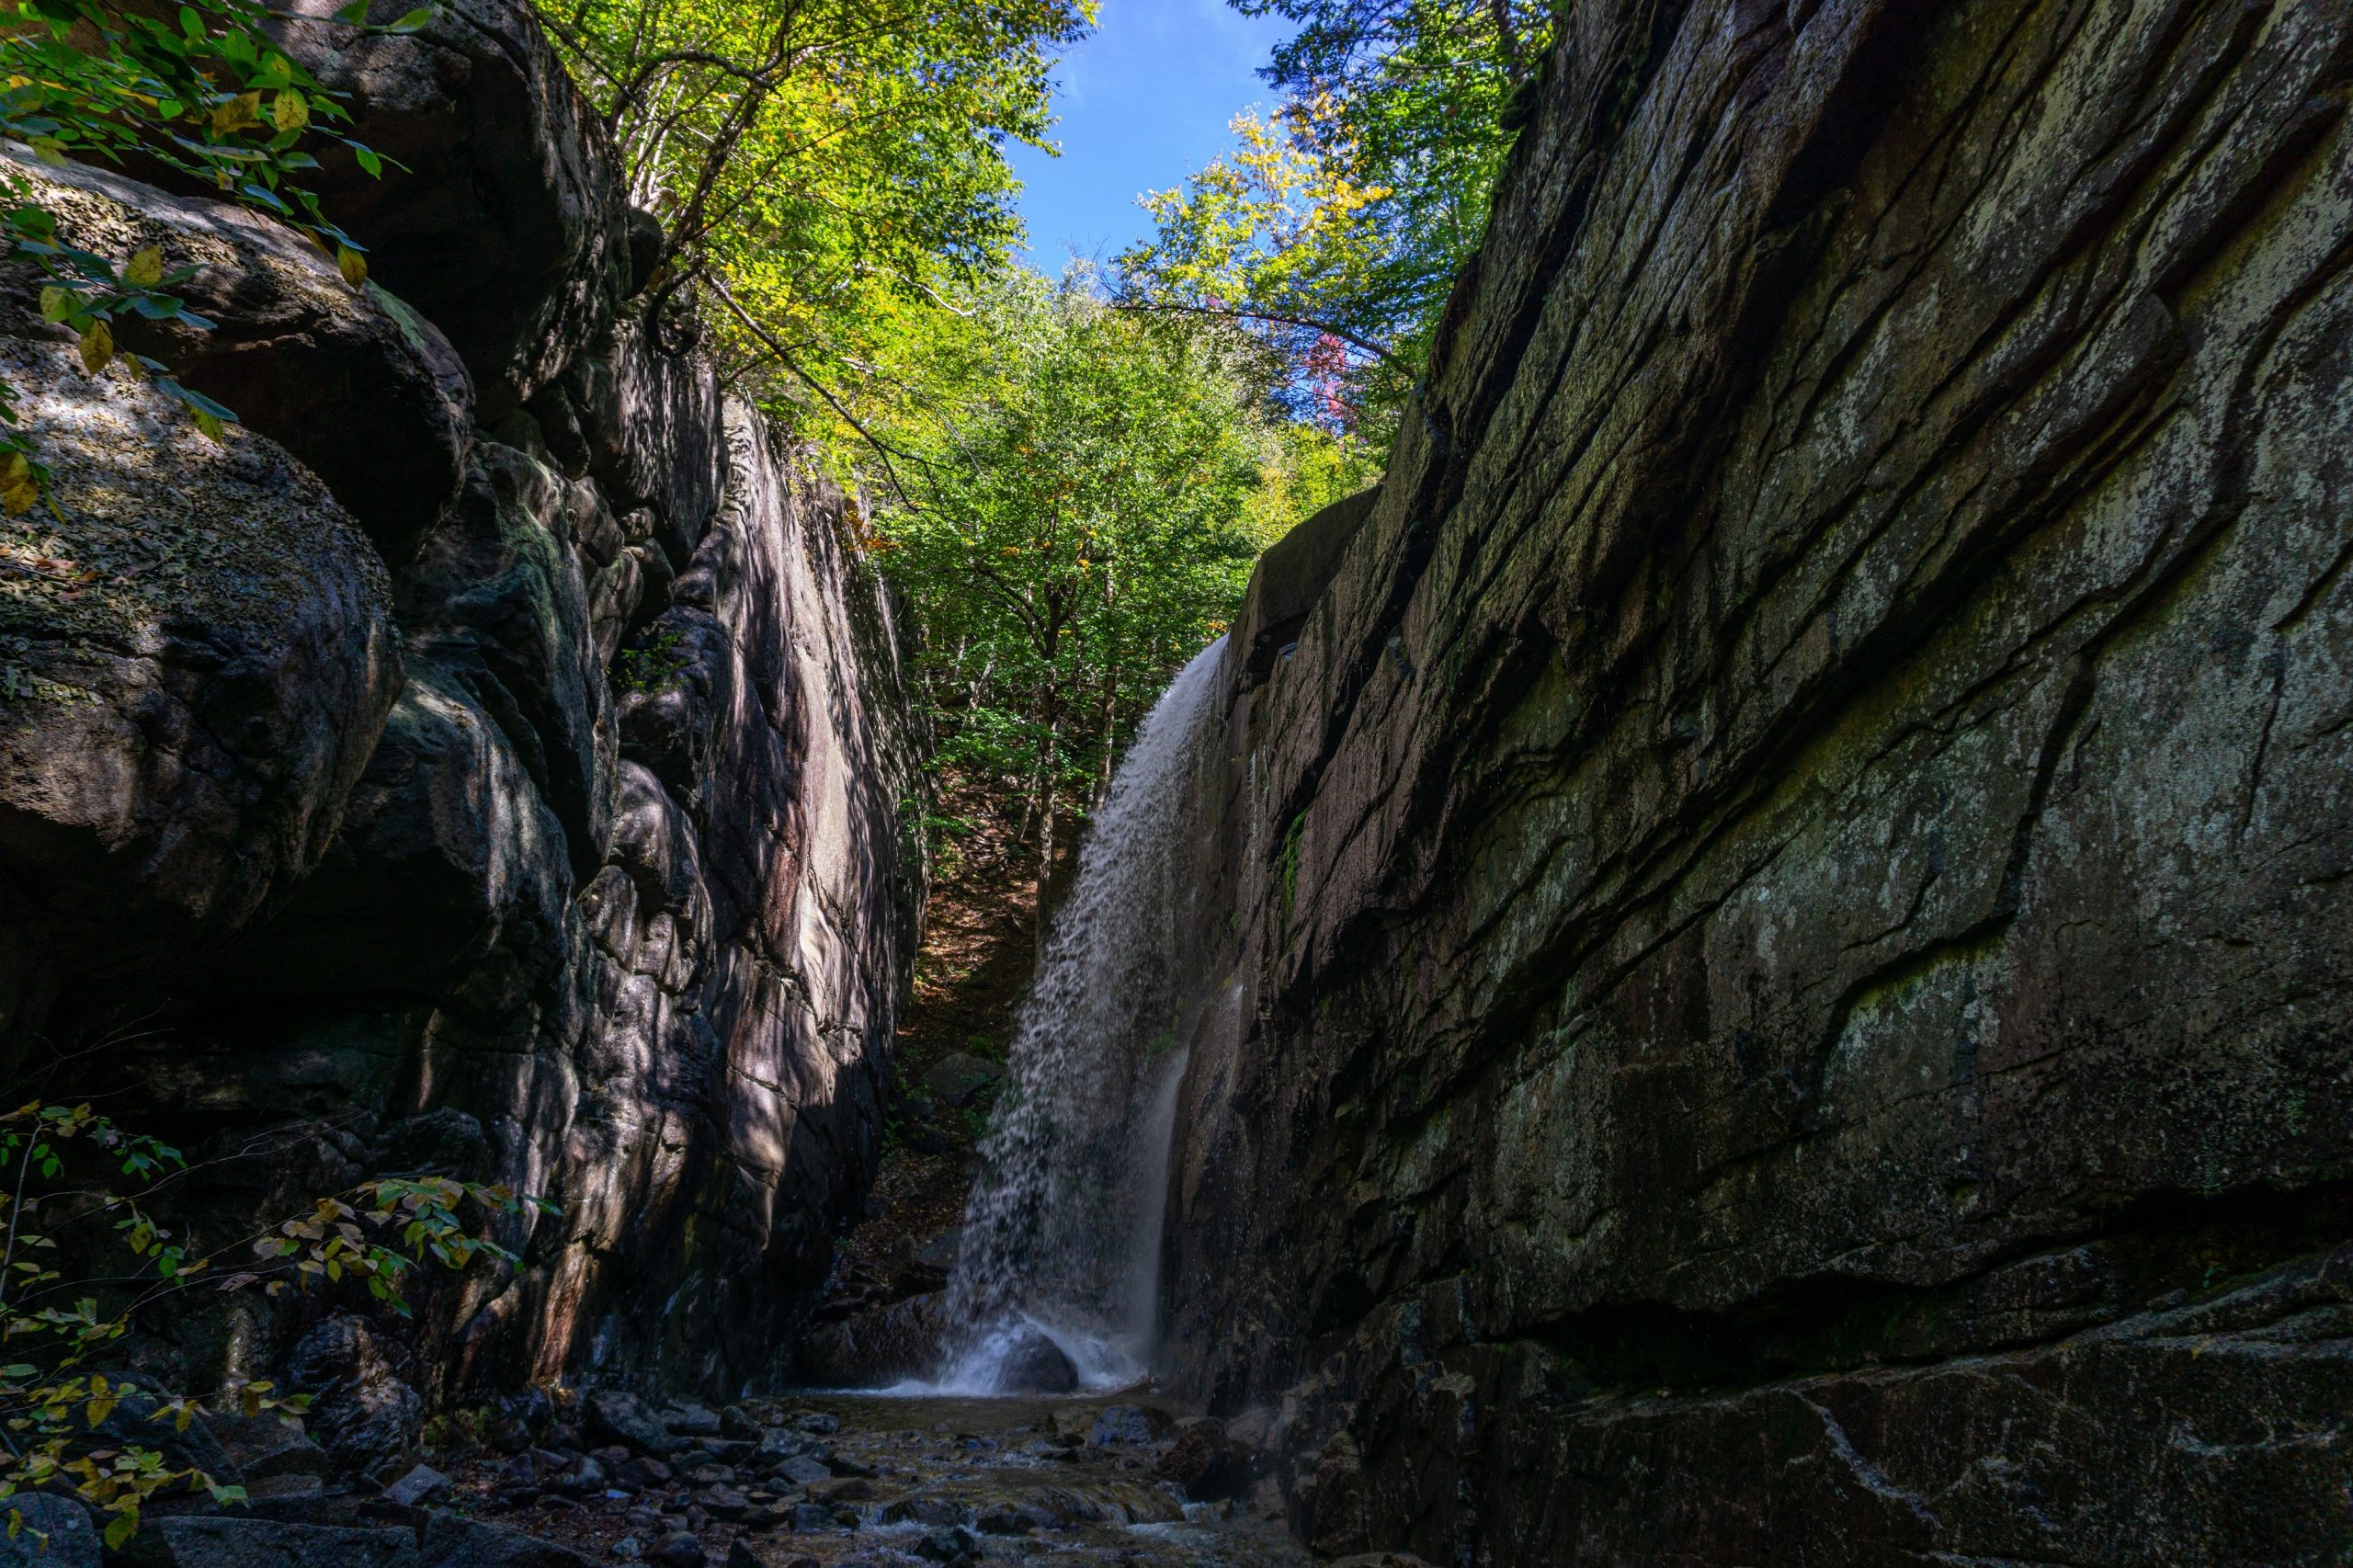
left=925, top=638, right=1227, bottom=1394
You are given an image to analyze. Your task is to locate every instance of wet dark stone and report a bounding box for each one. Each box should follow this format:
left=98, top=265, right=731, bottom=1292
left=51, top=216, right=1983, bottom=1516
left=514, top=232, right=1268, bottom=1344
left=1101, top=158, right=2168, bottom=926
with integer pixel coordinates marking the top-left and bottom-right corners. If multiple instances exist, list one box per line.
left=787, top=1503, right=841, bottom=1533
left=995, top=1328, right=1079, bottom=1395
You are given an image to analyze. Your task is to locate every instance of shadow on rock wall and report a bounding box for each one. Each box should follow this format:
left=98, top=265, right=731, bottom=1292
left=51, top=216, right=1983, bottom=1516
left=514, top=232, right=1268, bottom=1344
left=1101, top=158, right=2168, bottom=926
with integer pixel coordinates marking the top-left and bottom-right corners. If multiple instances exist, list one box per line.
left=0, top=0, right=926, bottom=1454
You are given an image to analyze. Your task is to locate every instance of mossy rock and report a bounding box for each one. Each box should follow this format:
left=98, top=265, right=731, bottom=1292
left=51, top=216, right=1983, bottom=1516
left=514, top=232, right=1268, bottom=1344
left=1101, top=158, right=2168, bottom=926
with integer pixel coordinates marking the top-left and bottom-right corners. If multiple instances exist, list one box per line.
left=0, top=335, right=399, bottom=1003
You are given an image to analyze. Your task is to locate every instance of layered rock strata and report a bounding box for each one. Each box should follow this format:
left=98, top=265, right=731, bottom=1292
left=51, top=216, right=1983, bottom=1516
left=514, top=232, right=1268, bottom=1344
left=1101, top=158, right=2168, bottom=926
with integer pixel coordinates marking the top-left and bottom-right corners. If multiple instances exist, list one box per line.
left=0, top=0, right=922, bottom=1449
left=1165, top=0, right=2353, bottom=1561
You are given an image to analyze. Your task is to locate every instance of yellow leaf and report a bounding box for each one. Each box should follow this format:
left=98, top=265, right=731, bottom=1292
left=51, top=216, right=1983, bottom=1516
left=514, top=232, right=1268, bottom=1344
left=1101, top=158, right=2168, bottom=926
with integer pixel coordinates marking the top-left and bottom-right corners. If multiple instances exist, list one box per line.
left=124, top=247, right=163, bottom=288
left=77, top=321, right=112, bottom=376
left=1, top=456, right=39, bottom=517
left=335, top=245, right=367, bottom=289
left=211, top=91, right=262, bottom=138
left=28, top=136, right=66, bottom=168
left=38, top=285, right=72, bottom=322
left=271, top=90, right=308, bottom=133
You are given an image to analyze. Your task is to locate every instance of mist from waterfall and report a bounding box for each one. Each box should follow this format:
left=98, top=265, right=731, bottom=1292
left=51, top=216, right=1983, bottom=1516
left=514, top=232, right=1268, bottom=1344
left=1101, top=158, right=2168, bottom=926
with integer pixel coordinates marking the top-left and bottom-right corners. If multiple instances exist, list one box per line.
left=923, top=637, right=1227, bottom=1394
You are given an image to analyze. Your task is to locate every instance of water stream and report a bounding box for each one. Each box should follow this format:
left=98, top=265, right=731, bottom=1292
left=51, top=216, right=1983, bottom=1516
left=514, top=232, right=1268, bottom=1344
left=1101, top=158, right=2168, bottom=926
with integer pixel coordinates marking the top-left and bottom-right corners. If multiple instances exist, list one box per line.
left=922, top=638, right=1227, bottom=1394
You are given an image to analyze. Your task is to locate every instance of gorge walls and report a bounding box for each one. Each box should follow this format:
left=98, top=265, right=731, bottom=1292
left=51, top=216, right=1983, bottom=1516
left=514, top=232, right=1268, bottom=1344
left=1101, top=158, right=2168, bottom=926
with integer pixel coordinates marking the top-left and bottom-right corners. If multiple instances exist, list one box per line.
left=1165, top=0, right=2353, bottom=1560
left=0, top=0, right=923, bottom=1456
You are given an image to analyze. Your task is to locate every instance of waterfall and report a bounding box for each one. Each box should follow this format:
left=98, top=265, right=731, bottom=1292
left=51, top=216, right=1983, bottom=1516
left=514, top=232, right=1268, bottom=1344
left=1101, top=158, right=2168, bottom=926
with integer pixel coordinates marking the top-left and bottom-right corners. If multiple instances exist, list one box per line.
left=927, top=638, right=1227, bottom=1394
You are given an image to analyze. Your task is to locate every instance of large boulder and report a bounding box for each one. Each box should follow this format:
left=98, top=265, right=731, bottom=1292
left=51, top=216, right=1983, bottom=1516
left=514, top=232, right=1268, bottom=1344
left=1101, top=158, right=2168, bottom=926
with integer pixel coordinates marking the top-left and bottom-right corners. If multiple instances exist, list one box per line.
left=420, top=1517, right=602, bottom=1568
left=796, top=1291, right=948, bottom=1389
left=270, top=0, right=631, bottom=418
left=0, top=335, right=398, bottom=1000
left=2, top=148, right=472, bottom=562
left=150, top=1518, right=417, bottom=1568
left=286, top=1314, right=422, bottom=1473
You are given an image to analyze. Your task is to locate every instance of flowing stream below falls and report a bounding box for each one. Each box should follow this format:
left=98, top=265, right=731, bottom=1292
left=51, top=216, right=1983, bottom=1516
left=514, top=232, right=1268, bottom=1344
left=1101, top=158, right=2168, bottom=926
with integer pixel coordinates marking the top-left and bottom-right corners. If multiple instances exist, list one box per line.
left=918, top=638, right=1229, bottom=1396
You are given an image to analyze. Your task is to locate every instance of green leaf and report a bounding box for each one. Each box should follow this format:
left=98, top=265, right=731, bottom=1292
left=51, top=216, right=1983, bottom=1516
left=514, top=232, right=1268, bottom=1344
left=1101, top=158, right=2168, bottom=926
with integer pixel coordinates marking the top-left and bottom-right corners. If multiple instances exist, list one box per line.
left=381, top=6, right=433, bottom=32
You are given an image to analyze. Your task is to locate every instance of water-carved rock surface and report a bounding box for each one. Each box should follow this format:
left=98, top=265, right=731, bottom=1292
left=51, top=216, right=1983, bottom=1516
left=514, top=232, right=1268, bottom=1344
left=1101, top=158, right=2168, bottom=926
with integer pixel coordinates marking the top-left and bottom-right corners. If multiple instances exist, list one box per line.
left=1161, top=0, right=2353, bottom=1560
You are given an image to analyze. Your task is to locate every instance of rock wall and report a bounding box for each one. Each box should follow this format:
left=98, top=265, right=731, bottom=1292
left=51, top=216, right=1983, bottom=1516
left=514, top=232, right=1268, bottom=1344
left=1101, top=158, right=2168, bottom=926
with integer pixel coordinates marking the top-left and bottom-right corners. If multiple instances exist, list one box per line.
left=1165, top=0, right=2353, bottom=1561
left=0, top=0, right=922, bottom=1449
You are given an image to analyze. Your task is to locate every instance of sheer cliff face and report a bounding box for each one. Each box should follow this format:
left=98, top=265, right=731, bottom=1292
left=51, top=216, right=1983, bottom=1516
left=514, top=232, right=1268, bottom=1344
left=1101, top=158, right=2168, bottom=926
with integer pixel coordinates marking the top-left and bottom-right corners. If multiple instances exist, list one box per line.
left=1168, top=0, right=2353, bottom=1561
left=0, top=0, right=921, bottom=1427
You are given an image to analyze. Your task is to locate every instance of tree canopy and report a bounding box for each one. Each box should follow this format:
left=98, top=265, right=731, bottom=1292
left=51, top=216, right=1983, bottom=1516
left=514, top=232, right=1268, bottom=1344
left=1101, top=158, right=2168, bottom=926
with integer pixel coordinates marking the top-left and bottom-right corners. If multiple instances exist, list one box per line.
left=536, top=0, right=1091, bottom=437
left=860, top=271, right=1350, bottom=881
left=1119, top=0, right=1552, bottom=443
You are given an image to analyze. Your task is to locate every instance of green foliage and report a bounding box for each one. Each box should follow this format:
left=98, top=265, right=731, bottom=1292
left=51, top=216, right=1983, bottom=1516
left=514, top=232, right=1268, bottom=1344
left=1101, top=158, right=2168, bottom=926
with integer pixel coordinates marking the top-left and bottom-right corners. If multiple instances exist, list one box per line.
left=533, top=0, right=1091, bottom=462
left=0, top=1100, right=549, bottom=1546
left=0, top=0, right=416, bottom=504
left=862, top=270, right=1285, bottom=852
left=612, top=623, right=688, bottom=694
left=1120, top=0, right=1555, bottom=443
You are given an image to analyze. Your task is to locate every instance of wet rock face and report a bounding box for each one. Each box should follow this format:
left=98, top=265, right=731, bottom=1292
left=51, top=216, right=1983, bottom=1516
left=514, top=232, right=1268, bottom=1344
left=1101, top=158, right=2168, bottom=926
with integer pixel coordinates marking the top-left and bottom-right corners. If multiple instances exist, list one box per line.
left=1167, top=0, right=2353, bottom=1561
left=0, top=0, right=923, bottom=1413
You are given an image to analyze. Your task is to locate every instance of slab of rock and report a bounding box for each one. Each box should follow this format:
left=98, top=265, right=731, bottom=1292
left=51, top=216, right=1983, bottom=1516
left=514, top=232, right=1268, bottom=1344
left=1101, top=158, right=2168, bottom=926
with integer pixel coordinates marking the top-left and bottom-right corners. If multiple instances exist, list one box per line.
left=584, top=1392, right=678, bottom=1457
left=660, top=1404, right=721, bottom=1438
left=643, top=1532, right=702, bottom=1568
left=152, top=1518, right=419, bottom=1568
left=420, top=1517, right=603, bottom=1568
left=382, top=1464, right=454, bottom=1509
left=241, top=1472, right=330, bottom=1522
left=1153, top=1415, right=1251, bottom=1499
left=210, top=1415, right=331, bottom=1483
left=0, top=335, right=397, bottom=1002
left=794, top=1292, right=946, bottom=1390
left=1086, top=1405, right=1166, bottom=1448
left=770, top=1455, right=830, bottom=1489
left=287, top=1316, right=421, bottom=1474
left=0, top=1496, right=98, bottom=1567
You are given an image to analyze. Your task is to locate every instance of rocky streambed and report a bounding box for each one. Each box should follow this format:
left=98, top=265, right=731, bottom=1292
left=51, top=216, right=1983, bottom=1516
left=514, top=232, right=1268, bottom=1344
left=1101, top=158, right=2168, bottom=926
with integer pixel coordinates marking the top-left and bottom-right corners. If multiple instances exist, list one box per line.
left=18, top=1390, right=1318, bottom=1568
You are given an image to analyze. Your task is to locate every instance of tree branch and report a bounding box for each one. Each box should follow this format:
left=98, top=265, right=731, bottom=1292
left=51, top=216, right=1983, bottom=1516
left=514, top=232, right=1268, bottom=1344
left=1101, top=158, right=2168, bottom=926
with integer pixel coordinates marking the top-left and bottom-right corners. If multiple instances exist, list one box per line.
left=701, top=272, right=928, bottom=511
left=1112, top=297, right=1415, bottom=376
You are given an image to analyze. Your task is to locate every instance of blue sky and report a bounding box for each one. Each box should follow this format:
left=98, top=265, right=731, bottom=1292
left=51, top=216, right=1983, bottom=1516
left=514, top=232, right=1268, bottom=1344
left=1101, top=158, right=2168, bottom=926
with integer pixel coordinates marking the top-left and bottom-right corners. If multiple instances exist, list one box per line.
left=1009, top=0, right=1296, bottom=275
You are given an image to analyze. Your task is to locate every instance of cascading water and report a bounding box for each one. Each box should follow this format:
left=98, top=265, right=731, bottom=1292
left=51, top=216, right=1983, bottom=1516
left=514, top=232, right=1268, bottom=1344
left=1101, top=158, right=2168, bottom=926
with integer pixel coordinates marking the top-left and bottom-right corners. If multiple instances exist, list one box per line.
left=924, top=638, right=1227, bottom=1394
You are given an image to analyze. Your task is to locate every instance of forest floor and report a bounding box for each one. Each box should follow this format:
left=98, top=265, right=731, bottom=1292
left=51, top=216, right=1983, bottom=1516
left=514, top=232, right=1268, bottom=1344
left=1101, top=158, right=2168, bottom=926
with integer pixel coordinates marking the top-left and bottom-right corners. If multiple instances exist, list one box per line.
left=824, top=786, right=1045, bottom=1307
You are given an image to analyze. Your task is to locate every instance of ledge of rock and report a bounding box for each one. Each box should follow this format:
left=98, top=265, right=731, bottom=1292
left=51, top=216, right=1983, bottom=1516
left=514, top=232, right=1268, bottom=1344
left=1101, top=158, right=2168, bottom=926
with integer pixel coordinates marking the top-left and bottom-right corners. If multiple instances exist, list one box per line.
left=2, top=149, right=474, bottom=562
left=269, top=0, right=631, bottom=420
